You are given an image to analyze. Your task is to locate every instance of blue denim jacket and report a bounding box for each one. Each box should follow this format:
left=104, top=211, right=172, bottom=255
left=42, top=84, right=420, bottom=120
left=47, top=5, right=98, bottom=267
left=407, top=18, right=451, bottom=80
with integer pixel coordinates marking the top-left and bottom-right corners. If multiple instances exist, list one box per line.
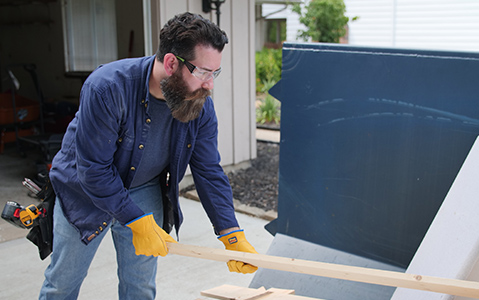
left=50, top=55, right=238, bottom=244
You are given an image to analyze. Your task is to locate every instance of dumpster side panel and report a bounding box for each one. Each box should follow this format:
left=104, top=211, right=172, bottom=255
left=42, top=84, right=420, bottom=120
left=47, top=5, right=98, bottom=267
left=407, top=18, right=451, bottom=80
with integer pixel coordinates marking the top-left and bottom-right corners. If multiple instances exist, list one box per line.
left=274, top=43, right=479, bottom=268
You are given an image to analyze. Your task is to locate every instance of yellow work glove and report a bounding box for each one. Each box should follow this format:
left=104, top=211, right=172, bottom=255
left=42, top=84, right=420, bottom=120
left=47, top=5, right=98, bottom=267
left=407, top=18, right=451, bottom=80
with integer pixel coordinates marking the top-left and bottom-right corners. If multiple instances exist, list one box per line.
left=218, top=229, right=258, bottom=274
left=126, top=213, right=177, bottom=257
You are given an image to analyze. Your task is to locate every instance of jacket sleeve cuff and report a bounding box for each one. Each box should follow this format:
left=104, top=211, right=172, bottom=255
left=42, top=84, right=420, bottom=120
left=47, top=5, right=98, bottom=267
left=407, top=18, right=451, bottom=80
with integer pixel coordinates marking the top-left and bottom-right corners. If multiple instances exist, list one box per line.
left=217, top=229, right=243, bottom=239
left=115, top=201, right=145, bottom=225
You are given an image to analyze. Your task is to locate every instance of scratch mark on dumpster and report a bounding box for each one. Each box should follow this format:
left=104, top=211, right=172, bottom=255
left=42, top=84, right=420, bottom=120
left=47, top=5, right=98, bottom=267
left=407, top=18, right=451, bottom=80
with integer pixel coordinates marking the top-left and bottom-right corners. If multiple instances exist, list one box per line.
left=325, top=112, right=415, bottom=126
left=303, top=97, right=479, bottom=127
left=306, top=98, right=345, bottom=110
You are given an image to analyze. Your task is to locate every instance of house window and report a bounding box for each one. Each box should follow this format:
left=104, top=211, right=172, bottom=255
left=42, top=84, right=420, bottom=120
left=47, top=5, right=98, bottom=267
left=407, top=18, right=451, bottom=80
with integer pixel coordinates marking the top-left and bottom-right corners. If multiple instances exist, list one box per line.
left=62, top=0, right=118, bottom=72
left=265, top=18, right=286, bottom=48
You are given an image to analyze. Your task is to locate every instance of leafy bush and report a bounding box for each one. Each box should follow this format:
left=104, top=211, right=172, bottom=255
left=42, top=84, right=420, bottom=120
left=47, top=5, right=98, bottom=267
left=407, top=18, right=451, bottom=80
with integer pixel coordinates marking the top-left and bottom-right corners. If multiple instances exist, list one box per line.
left=256, top=78, right=281, bottom=125
left=255, top=48, right=282, bottom=93
left=257, top=94, right=281, bottom=125
left=292, top=0, right=355, bottom=43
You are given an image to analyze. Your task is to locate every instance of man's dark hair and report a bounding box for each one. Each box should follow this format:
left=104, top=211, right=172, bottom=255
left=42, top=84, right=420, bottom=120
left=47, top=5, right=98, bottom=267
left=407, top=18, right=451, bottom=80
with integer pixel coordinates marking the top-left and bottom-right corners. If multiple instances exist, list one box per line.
left=156, top=12, right=228, bottom=62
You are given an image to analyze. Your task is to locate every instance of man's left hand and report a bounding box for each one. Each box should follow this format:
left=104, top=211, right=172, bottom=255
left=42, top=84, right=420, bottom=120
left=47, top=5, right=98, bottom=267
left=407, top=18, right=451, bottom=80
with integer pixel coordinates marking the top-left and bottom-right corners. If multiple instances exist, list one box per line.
left=218, top=229, right=258, bottom=274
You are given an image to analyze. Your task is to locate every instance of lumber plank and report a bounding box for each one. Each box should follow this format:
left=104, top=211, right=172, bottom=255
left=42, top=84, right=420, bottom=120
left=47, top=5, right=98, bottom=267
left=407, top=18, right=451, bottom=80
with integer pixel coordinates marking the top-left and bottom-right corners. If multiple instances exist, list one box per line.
left=267, top=288, right=295, bottom=295
left=200, top=285, right=319, bottom=300
left=168, top=243, right=479, bottom=299
left=241, top=287, right=296, bottom=300
left=200, top=284, right=267, bottom=300
left=250, top=290, right=315, bottom=300
left=257, top=295, right=321, bottom=300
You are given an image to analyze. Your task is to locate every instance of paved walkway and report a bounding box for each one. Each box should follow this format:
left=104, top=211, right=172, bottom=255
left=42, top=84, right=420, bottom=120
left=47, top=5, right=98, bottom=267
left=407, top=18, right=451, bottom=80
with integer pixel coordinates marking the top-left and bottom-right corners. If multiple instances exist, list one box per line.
left=256, top=128, right=280, bottom=143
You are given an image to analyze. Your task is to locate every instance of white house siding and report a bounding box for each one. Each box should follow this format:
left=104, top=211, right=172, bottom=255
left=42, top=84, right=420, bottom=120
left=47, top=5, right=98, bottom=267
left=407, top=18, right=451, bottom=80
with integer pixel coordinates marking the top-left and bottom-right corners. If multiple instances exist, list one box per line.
left=343, top=0, right=396, bottom=47
left=344, top=0, right=479, bottom=52
left=262, top=4, right=289, bottom=17
left=262, top=3, right=306, bottom=42
left=286, top=8, right=306, bottom=42
left=146, top=0, right=256, bottom=169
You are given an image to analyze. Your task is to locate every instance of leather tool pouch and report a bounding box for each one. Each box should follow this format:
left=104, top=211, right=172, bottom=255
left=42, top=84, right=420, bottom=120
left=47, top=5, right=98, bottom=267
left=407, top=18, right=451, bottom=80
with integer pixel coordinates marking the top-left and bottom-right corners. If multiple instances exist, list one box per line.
left=26, top=179, right=55, bottom=260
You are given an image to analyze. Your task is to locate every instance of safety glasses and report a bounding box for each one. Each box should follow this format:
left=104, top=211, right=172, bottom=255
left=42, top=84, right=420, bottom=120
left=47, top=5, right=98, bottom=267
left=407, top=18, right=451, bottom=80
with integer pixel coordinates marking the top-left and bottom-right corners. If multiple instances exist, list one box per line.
left=176, top=55, right=222, bottom=82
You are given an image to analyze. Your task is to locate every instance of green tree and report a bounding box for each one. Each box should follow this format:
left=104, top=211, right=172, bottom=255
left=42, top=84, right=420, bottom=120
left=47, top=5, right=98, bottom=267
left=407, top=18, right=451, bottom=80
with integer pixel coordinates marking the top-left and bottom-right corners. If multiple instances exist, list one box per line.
left=292, top=0, right=355, bottom=43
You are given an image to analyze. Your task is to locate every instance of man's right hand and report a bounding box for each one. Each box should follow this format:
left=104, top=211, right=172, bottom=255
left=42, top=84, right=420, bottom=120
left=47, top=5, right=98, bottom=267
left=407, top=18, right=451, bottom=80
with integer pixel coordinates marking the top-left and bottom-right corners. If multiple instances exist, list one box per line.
left=126, top=213, right=177, bottom=256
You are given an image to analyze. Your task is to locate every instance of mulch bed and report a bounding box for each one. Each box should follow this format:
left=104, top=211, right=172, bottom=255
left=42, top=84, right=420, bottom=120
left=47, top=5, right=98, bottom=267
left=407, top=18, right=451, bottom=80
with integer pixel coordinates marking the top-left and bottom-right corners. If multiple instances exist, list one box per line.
left=180, top=141, right=280, bottom=212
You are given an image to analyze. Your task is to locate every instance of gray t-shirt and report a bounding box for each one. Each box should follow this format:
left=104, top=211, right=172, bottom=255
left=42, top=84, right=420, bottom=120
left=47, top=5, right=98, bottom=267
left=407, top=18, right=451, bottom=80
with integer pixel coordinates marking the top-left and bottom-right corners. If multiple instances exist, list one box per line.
left=130, top=96, right=173, bottom=187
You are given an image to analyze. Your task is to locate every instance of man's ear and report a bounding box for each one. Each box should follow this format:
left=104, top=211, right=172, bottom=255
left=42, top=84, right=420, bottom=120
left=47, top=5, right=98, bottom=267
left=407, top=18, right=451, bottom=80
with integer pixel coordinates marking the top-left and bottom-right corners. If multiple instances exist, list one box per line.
left=163, top=53, right=179, bottom=76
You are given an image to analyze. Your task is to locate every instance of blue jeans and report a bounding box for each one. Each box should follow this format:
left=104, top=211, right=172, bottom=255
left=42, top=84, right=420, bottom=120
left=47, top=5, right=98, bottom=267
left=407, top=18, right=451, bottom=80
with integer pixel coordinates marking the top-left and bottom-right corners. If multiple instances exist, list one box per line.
left=39, top=178, right=164, bottom=300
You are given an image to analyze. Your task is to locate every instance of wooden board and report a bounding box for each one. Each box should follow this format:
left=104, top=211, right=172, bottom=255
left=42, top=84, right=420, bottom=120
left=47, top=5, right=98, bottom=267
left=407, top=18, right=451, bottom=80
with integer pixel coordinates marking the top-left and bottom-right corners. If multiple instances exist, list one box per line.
left=167, top=243, right=479, bottom=299
left=200, top=284, right=319, bottom=300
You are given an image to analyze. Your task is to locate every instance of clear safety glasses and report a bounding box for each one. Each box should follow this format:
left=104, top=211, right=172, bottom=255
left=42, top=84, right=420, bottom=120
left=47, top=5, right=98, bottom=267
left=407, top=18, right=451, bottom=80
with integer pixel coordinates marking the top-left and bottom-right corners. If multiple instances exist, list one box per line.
left=176, top=55, right=222, bottom=82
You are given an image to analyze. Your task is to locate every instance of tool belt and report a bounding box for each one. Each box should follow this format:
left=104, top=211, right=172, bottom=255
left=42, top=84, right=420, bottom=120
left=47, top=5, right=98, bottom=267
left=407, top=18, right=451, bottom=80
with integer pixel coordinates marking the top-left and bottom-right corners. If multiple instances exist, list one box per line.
left=26, top=179, right=55, bottom=260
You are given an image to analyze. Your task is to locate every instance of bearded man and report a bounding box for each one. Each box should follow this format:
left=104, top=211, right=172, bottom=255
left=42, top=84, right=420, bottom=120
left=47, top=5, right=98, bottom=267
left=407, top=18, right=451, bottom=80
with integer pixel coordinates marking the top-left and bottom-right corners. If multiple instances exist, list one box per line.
left=39, top=12, right=257, bottom=300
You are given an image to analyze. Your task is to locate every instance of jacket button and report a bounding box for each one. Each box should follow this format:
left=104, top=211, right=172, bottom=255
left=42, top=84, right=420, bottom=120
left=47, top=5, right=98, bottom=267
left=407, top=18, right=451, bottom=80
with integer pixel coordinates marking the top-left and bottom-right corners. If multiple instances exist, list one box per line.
left=139, top=144, right=144, bottom=150
left=141, top=99, right=145, bottom=104
left=118, top=138, right=123, bottom=143
left=130, top=166, right=136, bottom=171
left=103, top=222, right=107, bottom=226
left=146, top=118, right=151, bottom=124
left=99, top=226, right=103, bottom=231
left=187, top=144, right=192, bottom=148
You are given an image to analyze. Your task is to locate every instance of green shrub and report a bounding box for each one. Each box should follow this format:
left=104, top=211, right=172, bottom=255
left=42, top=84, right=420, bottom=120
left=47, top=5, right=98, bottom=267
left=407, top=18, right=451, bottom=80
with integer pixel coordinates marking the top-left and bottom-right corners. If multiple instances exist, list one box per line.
left=256, top=79, right=281, bottom=125
left=257, top=94, right=281, bottom=125
left=292, top=0, right=355, bottom=43
left=255, top=48, right=282, bottom=93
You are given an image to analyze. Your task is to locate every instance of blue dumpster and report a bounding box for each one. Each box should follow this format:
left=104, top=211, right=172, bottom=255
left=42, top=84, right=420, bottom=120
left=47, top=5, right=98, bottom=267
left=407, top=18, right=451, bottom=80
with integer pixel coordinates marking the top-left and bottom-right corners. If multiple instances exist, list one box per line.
left=267, top=43, right=479, bottom=268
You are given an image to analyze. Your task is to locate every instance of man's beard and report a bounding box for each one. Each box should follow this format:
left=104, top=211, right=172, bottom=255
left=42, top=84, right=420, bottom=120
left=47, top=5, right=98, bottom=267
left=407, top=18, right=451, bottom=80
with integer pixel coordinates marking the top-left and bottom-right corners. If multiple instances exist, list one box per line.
left=160, top=70, right=211, bottom=123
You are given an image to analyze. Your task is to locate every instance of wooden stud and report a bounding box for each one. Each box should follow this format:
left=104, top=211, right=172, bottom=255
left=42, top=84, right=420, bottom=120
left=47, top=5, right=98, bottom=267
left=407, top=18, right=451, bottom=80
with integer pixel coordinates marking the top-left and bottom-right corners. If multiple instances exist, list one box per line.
left=200, top=284, right=316, bottom=300
left=167, top=243, right=479, bottom=299
left=200, top=284, right=266, bottom=300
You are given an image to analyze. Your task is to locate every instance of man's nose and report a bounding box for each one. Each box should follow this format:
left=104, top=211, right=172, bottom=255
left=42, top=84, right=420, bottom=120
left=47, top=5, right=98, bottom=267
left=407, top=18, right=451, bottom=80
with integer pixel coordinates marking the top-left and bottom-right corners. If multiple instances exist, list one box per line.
left=201, top=77, right=214, bottom=90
